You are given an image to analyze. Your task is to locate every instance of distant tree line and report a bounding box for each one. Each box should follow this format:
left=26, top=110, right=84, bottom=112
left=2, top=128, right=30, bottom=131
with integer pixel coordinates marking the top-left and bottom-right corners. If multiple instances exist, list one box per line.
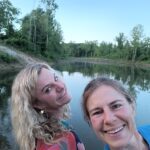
left=0, top=0, right=150, bottom=62
left=63, top=25, right=150, bottom=63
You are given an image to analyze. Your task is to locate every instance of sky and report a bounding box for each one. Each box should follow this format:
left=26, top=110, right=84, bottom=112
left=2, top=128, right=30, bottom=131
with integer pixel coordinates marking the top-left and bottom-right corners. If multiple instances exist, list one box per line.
left=10, top=0, right=150, bottom=43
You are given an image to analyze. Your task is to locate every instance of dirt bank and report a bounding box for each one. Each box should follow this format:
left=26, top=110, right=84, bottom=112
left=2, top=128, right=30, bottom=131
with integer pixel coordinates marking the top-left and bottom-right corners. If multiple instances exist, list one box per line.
left=0, top=45, right=39, bottom=64
left=0, top=45, right=47, bottom=71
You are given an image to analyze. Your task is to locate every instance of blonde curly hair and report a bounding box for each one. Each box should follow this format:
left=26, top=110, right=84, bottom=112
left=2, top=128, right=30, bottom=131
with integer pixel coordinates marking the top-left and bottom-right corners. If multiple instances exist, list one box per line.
left=11, top=62, right=70, bottom=150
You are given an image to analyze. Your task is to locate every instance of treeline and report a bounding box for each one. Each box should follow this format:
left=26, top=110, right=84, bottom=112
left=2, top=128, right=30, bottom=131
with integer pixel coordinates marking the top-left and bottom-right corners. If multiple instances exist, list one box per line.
left=63, top=26, right=150, bottom=63
left=0, top=0, right=150, bottom=62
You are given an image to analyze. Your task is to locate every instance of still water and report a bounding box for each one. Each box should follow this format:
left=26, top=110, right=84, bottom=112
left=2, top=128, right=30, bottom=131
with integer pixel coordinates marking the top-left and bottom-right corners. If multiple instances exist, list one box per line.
left=0, top=62, right=150, bottom=150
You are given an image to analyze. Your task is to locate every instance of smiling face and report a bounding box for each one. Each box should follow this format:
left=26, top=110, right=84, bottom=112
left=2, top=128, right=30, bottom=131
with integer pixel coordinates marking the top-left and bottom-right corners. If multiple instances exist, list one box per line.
left=33, top=68, right=71, bottom=114
left=86, top=85, right=137, bottom=149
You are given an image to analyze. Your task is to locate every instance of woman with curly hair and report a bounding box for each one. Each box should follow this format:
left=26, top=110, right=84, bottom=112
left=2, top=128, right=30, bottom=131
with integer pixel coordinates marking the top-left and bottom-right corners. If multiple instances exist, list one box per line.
left=11, top=62, right=85, bottom=150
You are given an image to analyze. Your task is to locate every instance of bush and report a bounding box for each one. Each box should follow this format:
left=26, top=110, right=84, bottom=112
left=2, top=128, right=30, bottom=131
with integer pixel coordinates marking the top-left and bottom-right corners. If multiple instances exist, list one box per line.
left=0, top=51, right=18, bottom=63
left=4, top=38, right=28, bottom=47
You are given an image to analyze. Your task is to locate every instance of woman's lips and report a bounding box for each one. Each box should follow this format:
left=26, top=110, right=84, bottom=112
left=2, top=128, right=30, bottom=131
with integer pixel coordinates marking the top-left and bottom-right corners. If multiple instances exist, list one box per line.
left=104, top=125, right=125, bottom=134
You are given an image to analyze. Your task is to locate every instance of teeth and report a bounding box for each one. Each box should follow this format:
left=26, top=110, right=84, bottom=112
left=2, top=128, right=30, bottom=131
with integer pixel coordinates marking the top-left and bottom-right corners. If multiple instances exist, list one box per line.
left=107, top=126, right=124, bottom=134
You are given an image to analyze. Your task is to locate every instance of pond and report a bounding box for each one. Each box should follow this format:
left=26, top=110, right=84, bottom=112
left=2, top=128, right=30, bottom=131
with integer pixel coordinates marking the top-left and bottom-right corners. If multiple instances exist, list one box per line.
left=0, top=62, right=150, bottom=150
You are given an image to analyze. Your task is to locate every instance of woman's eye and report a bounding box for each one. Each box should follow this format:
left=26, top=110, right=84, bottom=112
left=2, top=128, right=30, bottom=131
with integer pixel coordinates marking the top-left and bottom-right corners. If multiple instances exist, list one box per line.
left=45, top=87, right=52, bottom=94
left=111, top=103, right=122, bottom=109
left=91, top=111, right=103, bottom=116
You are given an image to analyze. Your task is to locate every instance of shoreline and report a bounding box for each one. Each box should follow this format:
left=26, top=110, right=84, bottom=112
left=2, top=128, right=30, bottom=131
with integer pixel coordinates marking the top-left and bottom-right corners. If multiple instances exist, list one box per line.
left=1, top=57, right=150, bottom=71
left=60, top=57, right=150, bottom=70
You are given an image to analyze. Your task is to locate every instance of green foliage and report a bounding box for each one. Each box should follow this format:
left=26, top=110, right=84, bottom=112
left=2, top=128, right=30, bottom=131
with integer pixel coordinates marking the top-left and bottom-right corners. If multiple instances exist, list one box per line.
left=0, top=51, right=17, bottom=63
left=0, top=0, right=20, bottom=38
left=0, top=0, right=64, bottom=61
left=63, top=24, right=150, bottom=63
left=115, top=33, right=126, bottom=50
left=130, top=24, right=145, bottom=62
left=0, top=0, right=149, bottom=64
left=20, top=0, right=62, bottom=59
left=4, top=37, right=27, bottom=47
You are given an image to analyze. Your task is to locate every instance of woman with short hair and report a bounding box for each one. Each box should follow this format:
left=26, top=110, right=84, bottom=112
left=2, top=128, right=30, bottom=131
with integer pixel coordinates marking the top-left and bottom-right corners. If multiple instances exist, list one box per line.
left=82, top=77, right=150, bottom=150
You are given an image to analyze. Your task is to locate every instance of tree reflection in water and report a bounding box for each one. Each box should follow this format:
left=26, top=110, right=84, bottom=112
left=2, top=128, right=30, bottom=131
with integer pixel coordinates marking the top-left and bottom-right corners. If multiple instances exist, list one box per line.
left=53, top=62, right=150, bottom=97
left=0, top=70, right=19, bottom=150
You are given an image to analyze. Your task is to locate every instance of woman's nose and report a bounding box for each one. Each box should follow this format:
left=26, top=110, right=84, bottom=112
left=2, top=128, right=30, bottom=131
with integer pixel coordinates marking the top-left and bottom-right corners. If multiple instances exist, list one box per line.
left=103, top=109, right=116, bottom=124
left=54, top=81, right=64, bottom=92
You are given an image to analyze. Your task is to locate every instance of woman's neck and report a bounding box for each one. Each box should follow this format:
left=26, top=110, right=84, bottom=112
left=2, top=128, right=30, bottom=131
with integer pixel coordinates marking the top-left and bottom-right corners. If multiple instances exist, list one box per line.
left=47, top=107, right=63, bottom=119
left=110, top=132, right=148, bottom=150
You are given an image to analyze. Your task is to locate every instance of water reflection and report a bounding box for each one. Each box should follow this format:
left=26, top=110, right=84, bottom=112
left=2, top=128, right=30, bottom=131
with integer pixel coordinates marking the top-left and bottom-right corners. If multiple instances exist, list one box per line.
left=54, top=62, right=150, bottom=91
left=0, top=69, right=19, bottom=150
left=54, top=62, right=150, bottom=99
left=0, top=62, right=150, bottom=150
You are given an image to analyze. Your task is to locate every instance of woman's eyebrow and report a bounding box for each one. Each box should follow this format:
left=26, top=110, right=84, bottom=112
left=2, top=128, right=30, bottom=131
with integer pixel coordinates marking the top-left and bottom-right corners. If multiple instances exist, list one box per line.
left=109, top=99, right=122, bottom=105
left=89, top=107, right=101, bottom=114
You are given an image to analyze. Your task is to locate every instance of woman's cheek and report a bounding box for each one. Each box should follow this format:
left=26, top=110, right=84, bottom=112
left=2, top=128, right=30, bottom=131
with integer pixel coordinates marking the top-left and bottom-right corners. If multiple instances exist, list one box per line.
left=90, top=117, right=100, bottom=127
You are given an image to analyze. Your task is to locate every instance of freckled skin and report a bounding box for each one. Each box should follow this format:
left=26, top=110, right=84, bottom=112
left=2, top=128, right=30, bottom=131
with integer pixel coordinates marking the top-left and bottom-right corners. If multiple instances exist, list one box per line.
left=86, top=85, right=138, bottom=149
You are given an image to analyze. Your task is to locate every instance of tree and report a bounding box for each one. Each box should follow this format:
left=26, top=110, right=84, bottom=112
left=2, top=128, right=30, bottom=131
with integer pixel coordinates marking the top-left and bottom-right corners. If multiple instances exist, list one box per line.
left=40, top=0, right=63, bottom=59
left=140, top=37, right=150, bottom=61
left=115, top=33, right=126, bottom=50
left=21, top=0, right=63, bottom=59
left=130, top=24, right=144, bottom=62
left=0, top=0, right=19, bottom=37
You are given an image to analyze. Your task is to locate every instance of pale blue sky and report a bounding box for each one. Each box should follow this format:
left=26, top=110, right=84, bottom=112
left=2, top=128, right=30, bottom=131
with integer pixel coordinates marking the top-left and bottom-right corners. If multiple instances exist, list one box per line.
left=11, top=0, right=150, bottom=43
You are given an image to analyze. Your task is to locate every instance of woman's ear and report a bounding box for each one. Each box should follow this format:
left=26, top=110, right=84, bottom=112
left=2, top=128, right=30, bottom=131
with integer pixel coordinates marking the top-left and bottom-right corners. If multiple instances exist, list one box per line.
left=131, top=102, right=136, bottom=116
left=87, top=118, right=92, bottom=127
left=32, top=100, right=45, bottom=110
